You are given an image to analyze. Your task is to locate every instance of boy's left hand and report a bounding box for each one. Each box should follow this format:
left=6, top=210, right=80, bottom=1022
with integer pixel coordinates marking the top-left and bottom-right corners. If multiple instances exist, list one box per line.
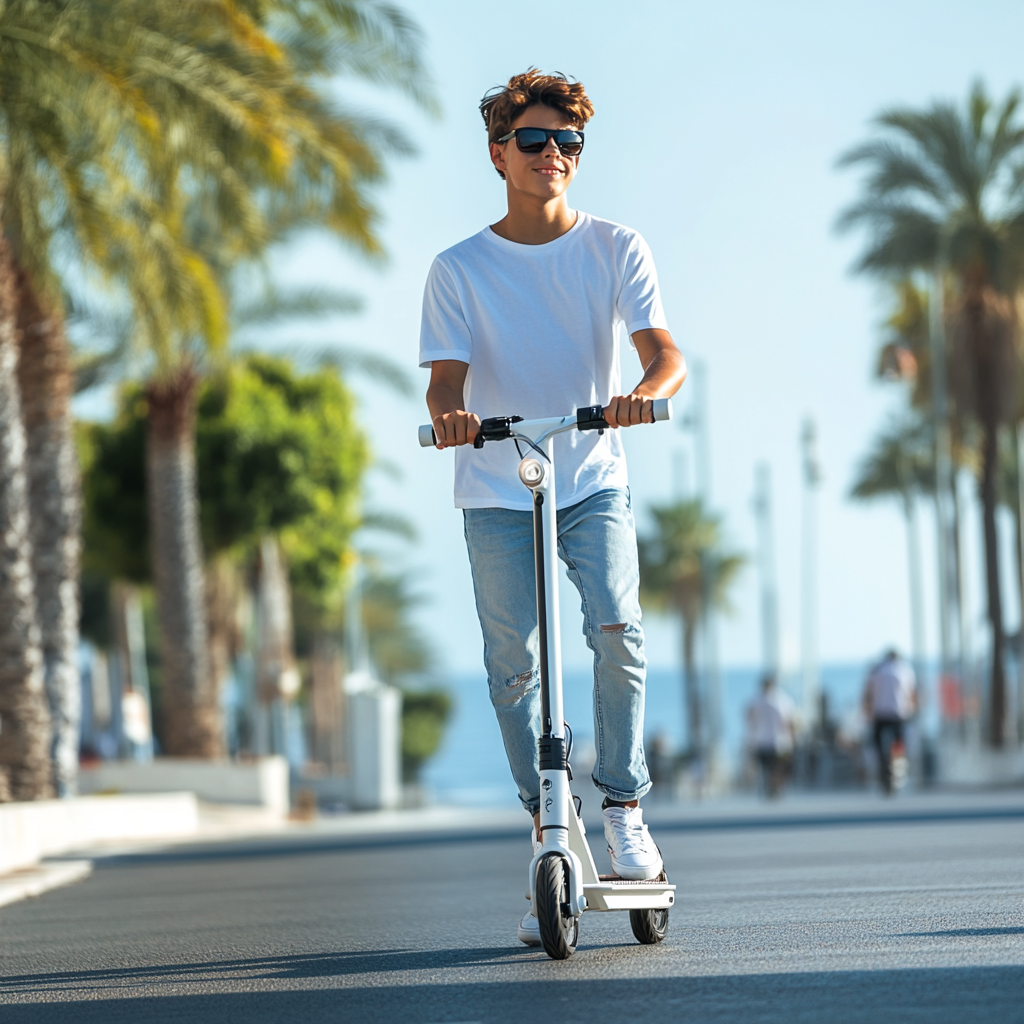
left=603, top=393, right=654, bottom=427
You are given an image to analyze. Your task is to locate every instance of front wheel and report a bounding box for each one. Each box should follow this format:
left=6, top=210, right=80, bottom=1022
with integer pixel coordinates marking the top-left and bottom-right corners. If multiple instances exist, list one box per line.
left=534, top=852, right=579, bottom=960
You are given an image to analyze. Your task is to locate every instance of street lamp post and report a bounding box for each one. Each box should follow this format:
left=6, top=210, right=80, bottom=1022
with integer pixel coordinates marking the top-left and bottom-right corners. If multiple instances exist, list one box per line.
left=801, top=419, right=821, bottom=732
left=753, top=462, right=780, bottom=682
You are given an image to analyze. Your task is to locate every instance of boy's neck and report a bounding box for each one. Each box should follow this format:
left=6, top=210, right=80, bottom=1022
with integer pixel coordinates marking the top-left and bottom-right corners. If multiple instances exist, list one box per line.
left=490, top=192, right=577, bottom=246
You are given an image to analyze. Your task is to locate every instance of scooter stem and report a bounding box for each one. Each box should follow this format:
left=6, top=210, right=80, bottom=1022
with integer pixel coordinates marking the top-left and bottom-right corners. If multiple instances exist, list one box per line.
left=529, top=437, right=570, bottom=843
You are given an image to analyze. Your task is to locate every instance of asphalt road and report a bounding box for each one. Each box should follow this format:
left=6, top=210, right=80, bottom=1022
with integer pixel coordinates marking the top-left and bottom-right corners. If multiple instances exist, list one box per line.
left=1, top=793, right=1023, bottom=1023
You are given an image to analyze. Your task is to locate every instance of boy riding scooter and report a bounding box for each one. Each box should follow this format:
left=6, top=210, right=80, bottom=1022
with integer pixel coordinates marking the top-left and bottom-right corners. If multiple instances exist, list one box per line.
left=420, top=69, right=686, bottom=946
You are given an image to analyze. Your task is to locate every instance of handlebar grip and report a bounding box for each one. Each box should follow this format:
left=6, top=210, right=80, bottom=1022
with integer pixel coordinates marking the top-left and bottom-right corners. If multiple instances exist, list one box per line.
left=651, top=397, right=673, bottom=422
left=418, top=424, right=437, bottom=447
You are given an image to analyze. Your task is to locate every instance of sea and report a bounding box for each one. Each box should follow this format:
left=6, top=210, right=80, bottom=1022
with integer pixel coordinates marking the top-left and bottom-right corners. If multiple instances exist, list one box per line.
left=422, top=662, right=882, bottom=807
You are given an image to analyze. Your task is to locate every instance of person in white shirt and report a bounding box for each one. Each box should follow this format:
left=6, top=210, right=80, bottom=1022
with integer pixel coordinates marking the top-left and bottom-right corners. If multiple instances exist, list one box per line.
left=863, top=649, right=917, bottom=794
left=420, top=70, right=686, bottom=946
left=746, top=675, right=796, bottom=798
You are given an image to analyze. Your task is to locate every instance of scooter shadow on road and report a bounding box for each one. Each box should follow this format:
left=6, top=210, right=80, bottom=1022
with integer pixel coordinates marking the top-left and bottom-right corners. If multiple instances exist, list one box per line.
left=0, top=945, right=609, bottom=993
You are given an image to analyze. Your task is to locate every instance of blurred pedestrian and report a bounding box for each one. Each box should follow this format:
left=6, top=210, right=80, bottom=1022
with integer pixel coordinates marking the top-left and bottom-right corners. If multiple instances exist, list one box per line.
left=863, top=649, right=917, bottom=795
left=747, top=675, right=796, bottom=798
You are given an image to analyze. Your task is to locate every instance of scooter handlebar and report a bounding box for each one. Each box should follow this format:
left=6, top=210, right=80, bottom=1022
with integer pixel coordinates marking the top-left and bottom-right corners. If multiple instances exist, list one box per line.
left=418, top=397, right=673, bottom=447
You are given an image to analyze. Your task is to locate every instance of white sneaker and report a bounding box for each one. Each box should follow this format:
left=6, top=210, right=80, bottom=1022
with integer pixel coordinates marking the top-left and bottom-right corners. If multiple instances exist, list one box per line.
left=603, top=804, right=663, bottom=880
left=518, top=824, right=543, bottom=945
left=517, top=910, right=541, bottom=945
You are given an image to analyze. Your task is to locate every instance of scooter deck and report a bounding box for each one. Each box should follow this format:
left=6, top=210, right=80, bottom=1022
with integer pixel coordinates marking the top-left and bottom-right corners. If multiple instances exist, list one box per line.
left=583, top=876, right=675, bottom=912
left=565, top=801, right=676, bottom=913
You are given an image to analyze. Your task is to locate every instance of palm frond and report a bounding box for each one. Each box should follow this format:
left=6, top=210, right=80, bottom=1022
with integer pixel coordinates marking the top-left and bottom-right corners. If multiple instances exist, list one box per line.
left=233, top=285, right=363, bottom=329
left=358, top=508, right=417, bottom=541
left=300, top=343, right=412, bottom=395
left=850, top=417, right=935, bottom=500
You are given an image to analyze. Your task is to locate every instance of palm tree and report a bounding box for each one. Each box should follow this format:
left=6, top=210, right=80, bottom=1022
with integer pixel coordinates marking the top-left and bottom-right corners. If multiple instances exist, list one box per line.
left=637, top=500, right=744, bottom=759
left=0, top=0, right=217, bottom=796
left=838, top=82, right=1024, bottom=746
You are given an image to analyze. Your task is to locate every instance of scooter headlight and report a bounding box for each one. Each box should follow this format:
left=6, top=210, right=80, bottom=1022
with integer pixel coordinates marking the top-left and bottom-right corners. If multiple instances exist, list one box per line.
left=518, top=458, right=545, bottom=488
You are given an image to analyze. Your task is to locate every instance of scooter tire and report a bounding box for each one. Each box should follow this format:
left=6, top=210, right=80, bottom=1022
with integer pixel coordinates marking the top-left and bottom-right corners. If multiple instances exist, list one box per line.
left=629, top=906, right=669, bottom=944
left=629, top=871, right=670, bottom=944
left=535, top=852, right=579, bottom=960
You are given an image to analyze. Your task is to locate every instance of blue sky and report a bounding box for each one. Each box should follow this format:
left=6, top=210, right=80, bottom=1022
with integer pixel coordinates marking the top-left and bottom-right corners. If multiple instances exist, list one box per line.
left=80, top=0, right=1024, bottom=676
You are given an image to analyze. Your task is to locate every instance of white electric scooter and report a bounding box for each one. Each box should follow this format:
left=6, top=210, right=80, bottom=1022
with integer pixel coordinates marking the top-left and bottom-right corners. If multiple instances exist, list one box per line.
left=419, top=400, right=676, bottom=960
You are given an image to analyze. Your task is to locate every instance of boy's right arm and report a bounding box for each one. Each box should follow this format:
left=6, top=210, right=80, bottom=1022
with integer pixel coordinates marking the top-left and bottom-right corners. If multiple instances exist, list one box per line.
left=426, top=360, right=480, bottom=448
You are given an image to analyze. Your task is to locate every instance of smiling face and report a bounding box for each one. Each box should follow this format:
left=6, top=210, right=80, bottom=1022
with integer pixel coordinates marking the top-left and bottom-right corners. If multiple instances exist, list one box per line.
left=489, top=104, right=580, bottom=203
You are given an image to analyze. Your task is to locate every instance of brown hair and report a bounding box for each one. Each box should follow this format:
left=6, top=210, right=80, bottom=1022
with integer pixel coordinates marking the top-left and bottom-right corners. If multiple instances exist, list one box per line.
left=480, top=69, right=594, bottom=178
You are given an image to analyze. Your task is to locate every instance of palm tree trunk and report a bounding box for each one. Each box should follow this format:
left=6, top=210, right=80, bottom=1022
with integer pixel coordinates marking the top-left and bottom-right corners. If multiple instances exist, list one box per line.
left=682, top=616, right=701, bottom=757
left=980, top=415, right=1006, bottom=746
left=146, top=369, right=222, bottom=757
left=0, top=238, right=51, bottom=801
left=971, top=292, right=1007, bottom=747
left=15, top=267, right=81, bottom=795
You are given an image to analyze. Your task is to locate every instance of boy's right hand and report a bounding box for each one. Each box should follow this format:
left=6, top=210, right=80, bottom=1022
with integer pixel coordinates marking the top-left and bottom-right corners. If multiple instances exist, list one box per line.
left=432, top=410, right=481, bottom=448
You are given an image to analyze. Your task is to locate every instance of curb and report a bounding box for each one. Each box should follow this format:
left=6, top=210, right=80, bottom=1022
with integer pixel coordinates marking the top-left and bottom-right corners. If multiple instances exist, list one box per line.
left=0, top=859, right=93, bottom=910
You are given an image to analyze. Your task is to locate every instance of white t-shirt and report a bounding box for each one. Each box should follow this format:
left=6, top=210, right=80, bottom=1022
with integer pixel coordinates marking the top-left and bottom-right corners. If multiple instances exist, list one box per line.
left=867, top=658, right=916, bottom=719
left=748, top=688, right=796, bottom=754
left=419, top=211, right=669, bottom=510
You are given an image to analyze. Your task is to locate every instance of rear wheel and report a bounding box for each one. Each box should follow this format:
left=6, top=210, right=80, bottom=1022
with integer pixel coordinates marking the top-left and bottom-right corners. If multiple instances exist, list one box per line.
left=629, top=871, right=671, bottom=944
left=535, top=852, right=578, bottom=960
left=629, top=906, right=669, bottom=944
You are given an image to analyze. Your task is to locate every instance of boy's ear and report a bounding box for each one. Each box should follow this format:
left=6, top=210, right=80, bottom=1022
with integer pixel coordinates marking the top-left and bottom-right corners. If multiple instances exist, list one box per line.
left=489, top=141, right=508, bottom=177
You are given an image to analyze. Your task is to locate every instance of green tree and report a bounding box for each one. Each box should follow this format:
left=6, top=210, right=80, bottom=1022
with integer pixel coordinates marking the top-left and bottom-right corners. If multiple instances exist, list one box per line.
left=637, top=500, right=744, bottom=758
left=838, top=82, right=1024, bottom=745
left=80, top=354, right=370, bottom=744
left=400, top=690, right=452, bottom=785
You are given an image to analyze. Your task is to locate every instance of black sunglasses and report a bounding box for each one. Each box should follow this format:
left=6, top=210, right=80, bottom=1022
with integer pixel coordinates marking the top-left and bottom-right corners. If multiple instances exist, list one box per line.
left=496, top=127, right=585, bottom=156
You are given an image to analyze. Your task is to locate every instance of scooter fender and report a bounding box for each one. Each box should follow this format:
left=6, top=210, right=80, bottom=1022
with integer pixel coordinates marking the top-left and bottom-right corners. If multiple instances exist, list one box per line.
left=527, top=844, right=586, bottom=920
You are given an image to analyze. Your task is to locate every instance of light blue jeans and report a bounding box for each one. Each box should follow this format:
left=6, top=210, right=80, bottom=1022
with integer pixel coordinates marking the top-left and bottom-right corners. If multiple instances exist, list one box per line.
left=463, top=488, right=651, bottom=814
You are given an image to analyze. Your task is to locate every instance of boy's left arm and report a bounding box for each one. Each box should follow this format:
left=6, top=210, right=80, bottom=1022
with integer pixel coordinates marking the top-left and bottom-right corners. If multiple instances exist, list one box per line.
left=604, top=329, right=687, bottom=427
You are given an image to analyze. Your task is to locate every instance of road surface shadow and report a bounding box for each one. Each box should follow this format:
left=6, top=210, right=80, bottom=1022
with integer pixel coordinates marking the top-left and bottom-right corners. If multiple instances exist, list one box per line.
left=2, top=965, right=1022, bottom=1023
left=0, top=947, right=538, bottom=993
